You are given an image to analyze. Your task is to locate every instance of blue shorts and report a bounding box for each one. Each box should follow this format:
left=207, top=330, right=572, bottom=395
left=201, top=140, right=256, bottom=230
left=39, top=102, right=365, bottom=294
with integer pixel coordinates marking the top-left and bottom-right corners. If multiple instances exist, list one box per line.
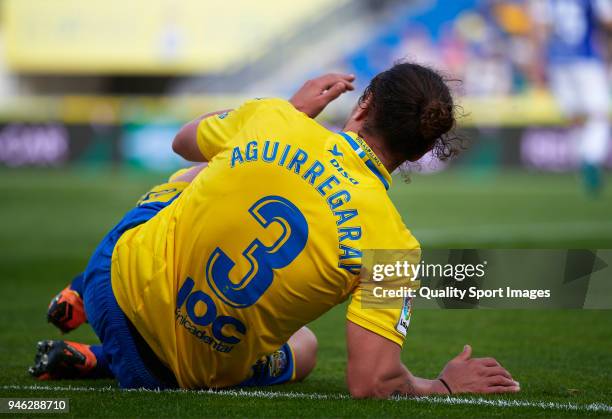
left=82, top=182, right=295, bottom=389
left=83, top=193, right=181, bottom=389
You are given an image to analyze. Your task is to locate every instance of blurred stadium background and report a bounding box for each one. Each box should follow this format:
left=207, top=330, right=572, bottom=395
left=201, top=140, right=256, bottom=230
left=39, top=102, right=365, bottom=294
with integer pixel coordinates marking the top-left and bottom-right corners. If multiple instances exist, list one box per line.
left=0, top=0, right=611, bottom=249
left=1, top=2, right=612, bottom=416
left=1, top=0, right=612, bottom=173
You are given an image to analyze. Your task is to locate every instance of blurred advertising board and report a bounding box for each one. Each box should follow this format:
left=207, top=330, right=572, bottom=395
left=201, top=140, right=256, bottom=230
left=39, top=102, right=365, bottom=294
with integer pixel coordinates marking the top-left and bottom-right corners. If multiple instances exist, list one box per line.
left=122, top=123, right=185, bottom=171
left=0, top=123, right=120, bottom=167
left=2, top=121, right=611, bottom=172
left=0, top=94, right=611, bottom=171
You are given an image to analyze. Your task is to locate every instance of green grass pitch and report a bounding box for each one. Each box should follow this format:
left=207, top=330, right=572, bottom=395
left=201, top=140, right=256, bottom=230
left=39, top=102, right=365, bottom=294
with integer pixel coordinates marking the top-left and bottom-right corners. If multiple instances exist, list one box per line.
left=1, top=168, right=611, bottom=417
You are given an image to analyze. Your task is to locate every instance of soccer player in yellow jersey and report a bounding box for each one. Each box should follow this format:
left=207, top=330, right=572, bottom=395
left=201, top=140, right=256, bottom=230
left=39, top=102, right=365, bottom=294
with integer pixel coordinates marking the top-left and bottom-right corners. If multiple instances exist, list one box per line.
left=31, top=63, right=519, bottom=397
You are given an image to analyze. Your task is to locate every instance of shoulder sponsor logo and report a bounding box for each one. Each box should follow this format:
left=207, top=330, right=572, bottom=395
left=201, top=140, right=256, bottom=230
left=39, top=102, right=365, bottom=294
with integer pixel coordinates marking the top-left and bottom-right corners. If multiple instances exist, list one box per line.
left=396, top=296, right=412, bottom=337
left=328, top=144, right=343, bottom=157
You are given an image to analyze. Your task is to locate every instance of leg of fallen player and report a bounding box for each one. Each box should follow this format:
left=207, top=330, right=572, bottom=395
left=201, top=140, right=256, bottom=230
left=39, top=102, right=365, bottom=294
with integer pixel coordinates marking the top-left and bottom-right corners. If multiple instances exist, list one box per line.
left=47, top=273, right=88, bottom=334
left=29, top=340, right=113, bottom=380
left=240, top=326, right=318, bottom=387
left=288, top=326, right=318, bottom=382
left=45, top=164, right=207, bottom=335
left=31, top=165, right=207, bottom=383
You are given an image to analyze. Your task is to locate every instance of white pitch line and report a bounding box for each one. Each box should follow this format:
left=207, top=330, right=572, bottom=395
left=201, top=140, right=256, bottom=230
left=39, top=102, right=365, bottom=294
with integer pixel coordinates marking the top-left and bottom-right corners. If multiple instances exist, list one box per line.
left=2, top=385, right=612, bottom=413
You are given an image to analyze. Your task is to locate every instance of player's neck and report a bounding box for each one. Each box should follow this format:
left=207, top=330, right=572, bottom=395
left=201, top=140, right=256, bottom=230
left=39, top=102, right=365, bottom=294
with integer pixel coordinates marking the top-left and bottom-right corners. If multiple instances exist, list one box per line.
left=343, top=124, right=401, bottom=173
left=367, top=138, right=402, bottom=174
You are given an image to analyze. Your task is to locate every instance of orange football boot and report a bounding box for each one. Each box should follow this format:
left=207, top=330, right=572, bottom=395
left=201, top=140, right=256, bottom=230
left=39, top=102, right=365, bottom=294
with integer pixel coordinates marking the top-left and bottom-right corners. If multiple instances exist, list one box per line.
left=47, top=286, right=87, bottom=333
left=29, top=340, right=97, bottom=380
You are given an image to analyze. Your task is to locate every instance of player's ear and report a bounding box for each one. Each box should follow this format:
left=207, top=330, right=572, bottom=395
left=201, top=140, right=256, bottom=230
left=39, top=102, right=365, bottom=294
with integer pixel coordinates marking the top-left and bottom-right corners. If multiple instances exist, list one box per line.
left=353, top=94, right=371, bottom=121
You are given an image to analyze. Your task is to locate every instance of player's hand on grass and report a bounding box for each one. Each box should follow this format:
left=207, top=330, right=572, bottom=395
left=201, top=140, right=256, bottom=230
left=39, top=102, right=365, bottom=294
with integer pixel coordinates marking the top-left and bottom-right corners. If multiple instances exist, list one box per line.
left=289, top=73, right=355, bottom=118
left=438, top=345, right=520, bottom=394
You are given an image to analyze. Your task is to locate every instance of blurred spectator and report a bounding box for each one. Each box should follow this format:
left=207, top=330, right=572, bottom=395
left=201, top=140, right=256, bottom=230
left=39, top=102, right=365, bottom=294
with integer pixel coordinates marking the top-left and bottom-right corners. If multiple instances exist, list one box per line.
left=528, top=0, right=612, bottom=194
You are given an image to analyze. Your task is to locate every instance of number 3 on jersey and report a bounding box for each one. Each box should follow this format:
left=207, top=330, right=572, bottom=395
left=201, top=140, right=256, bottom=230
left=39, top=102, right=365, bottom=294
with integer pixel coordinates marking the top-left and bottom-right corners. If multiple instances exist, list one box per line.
left=206, top=195, right=308, bottom=308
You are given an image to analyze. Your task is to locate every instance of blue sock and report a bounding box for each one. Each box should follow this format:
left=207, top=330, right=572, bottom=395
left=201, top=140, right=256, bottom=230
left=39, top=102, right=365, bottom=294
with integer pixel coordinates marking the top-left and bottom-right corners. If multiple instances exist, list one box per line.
left=89, top=345, right=113, bottom=378
left=69, top=273, right=85, bottom=296
left=239, top=344, right=294, bottom=387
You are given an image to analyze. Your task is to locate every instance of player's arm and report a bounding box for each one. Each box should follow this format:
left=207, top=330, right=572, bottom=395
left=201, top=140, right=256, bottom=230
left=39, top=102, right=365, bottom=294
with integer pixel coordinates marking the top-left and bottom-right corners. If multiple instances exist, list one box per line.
left=346, top=321, right=520, bottom=399
left=172, top=73, right=354, bottom=161
left=172, top=110, right=232, bottom=162
left=289, top=73, right=355, bottom=118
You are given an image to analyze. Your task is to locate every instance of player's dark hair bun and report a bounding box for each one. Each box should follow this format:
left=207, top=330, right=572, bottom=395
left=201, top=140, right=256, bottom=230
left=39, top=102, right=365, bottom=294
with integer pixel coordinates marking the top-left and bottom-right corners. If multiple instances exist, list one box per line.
left=419, top=98, right=454, bottom=142
left=360, top=62, right=461, bottom=162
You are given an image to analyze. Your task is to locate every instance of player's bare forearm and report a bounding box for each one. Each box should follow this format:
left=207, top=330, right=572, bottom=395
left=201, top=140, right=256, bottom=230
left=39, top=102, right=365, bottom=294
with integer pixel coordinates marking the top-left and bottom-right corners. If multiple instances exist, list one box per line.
left=346, top=321, right=520, bottom=399
left=396, top=369, right=450, bottom=397
left=171, top=163, right=208, bottom=183
left=174, top=73, right=355, bottom=161
left=172, top=110, right=232, bottom=162
left=289, top=73, right=355, bottom=118
left=349, top=362, right=447, bottom=398
left=346, top=322, right=446, bottom=398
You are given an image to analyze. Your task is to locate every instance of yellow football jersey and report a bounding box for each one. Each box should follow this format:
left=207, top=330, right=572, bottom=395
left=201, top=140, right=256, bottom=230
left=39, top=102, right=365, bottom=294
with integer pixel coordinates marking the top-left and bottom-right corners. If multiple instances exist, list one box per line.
left=111, top=98, right=420, bottom=389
